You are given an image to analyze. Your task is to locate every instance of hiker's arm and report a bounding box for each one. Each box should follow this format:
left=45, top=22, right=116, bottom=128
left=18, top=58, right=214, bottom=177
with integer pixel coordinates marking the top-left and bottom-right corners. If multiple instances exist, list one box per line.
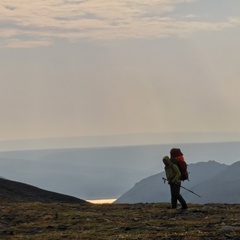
left=165, top=170, right=171, bottom=182
left=172, top=164, right=181, bottom=182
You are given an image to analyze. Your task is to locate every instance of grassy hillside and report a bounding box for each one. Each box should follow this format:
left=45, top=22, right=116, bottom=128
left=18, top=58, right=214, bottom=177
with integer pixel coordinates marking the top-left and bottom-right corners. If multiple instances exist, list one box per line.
left=0, top=201, right=239, bottom=239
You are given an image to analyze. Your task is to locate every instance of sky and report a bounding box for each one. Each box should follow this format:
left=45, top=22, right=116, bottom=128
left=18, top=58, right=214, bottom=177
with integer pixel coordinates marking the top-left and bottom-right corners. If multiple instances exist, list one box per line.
left=1, top=0, right=240, bottom=145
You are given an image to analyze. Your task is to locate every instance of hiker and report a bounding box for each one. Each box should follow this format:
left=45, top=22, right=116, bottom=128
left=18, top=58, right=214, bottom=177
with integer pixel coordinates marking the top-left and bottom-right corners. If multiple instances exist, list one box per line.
left=162, top=156, right=188, bottom=210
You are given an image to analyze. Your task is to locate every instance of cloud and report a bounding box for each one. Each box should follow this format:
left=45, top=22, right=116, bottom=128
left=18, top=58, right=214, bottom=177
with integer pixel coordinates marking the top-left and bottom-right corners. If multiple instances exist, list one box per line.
left=0, top=0, right=239, bottom=48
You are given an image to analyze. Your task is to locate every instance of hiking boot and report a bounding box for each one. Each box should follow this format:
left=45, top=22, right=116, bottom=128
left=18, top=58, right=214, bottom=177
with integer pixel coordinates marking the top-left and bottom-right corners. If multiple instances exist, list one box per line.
left=181, top=205, right=188, bottom=210
left=166, top=206, right=177, bottom=209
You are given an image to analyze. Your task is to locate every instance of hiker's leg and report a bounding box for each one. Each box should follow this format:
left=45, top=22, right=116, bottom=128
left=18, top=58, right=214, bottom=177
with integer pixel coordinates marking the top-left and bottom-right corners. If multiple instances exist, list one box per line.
left=170, top=184, right=178, bottom=208
left=175, top=184, right=187, bottom=209
left=178, top=194, right=187, bottom=209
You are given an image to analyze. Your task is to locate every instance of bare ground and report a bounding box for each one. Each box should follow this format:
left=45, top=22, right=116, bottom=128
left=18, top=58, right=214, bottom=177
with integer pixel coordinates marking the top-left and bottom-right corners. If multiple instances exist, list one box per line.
left=0, top=202, right=240, bottom=239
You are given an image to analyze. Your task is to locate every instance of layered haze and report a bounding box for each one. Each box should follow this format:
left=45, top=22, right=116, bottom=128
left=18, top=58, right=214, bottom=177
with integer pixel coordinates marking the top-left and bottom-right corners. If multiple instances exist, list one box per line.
left=1, top=141, right=240, bottom=200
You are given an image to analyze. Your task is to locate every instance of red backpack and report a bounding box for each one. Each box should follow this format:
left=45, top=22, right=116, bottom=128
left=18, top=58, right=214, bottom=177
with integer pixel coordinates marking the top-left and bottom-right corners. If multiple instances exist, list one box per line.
left=170, top=148, right=189, bottom=181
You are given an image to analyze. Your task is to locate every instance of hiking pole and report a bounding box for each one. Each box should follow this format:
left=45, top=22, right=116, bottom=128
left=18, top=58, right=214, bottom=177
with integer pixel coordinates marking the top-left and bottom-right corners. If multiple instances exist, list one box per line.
left=162, top=177, right=201, bottom=198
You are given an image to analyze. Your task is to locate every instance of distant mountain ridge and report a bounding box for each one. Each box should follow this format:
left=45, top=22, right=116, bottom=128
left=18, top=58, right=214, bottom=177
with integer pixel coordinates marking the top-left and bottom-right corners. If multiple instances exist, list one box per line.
left=1, top=141, right=240, bottom=200
left=187, top=161, right=240, bottom=203
left=0, top=178, right=87, bottom=203
left=115, top=160, right=240, bottom=204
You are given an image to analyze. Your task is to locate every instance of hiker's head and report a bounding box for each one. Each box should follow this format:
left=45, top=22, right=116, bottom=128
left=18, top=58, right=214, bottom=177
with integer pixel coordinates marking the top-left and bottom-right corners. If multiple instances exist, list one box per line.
left=163, top=156, right=171, bottom=166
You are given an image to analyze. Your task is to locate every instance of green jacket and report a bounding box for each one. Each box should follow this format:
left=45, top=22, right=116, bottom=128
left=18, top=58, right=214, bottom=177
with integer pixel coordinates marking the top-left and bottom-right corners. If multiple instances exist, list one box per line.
left=163, top=156, right=181, bottom=183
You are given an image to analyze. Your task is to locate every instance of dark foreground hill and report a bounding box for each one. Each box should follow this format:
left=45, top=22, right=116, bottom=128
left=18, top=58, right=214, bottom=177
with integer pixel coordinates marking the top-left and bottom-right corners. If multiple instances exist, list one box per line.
left=0, top=202, right=239, bottom=239
left=0, top=178, right=87, bottom=204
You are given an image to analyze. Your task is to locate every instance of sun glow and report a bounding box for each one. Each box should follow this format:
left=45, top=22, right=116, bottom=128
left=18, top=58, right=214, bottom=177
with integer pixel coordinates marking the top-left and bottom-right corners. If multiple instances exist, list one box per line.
left=87, top=199, right=116, bottom=204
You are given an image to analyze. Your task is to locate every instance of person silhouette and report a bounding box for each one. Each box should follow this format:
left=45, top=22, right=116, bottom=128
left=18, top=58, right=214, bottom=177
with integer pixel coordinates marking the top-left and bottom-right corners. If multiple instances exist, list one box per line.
left=163, top=155, right=187, bottom=210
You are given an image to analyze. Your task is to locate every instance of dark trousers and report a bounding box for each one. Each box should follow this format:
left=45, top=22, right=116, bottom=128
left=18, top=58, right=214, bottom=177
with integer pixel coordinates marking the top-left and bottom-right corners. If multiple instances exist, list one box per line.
left=170, top=183, right=187, bottom=209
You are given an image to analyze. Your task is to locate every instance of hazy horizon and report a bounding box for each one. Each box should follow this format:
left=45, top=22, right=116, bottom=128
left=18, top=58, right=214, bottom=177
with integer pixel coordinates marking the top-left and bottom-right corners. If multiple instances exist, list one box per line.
left=1, top=141, right=240, bottom=200
left=1, top=131, right=240, bottom=151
